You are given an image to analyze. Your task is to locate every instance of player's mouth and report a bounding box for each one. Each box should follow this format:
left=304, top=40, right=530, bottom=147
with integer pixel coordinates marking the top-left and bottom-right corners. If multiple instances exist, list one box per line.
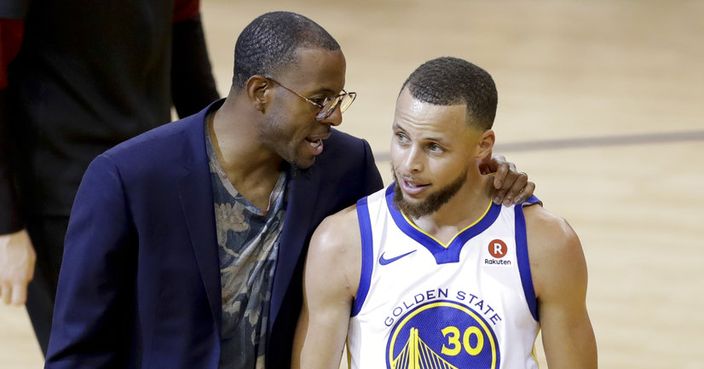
left=305, top=132, right=330, bottom=156
left=399, top=177, right=430, bottom=196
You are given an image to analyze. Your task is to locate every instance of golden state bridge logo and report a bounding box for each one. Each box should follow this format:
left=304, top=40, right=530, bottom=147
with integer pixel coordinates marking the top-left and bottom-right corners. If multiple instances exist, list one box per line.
left=386, top=300, right=499, bottom=369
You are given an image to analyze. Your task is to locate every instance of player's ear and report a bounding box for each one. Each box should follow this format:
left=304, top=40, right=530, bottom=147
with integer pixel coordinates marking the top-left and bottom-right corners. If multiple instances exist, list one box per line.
left=245, top=75, right=271, bottom=112
left=476, top=129, right=495, bottom=161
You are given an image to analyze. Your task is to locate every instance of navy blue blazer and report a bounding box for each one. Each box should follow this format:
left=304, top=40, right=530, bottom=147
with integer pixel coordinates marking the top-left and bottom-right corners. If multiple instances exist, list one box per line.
left=45, top=101, right=383, bottom=369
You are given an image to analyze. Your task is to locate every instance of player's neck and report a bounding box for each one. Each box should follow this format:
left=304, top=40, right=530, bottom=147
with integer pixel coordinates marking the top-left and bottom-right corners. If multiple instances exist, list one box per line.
left=412, top=176, right=493, bottom=244
left=209, top=106, right=283, bottom=211
left=210, top=100, right=283, bottom=177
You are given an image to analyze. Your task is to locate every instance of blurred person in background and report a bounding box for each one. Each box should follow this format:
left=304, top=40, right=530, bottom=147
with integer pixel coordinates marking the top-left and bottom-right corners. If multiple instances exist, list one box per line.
left=0, top=0, right=219, bottom=355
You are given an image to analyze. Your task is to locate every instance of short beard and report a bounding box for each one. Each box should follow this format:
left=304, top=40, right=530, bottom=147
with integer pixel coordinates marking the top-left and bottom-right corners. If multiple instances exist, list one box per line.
left=393, top=168, right=467, bottom=219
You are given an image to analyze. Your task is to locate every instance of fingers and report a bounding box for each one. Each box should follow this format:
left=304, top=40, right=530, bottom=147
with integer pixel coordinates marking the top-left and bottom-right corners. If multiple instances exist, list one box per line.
left=518, top=181, right=536, bottom=204
left=493, top=171, right=533, bottom=205
left=480, top=153, right=512, bottom=175
left=492, top=162, right=510, bottom=190
left=11, top=282, right=28, bottom=305
left=492, top=153, right=507, bottom=165
left=0, top=281, right=29, bottom=305
left=503, top=172, right=529, bottom=205
left=0, top=229, right=36, bottom=306
left=507, top=160, right=517, bottom=173
left=0, top=283, right=11, bottom=305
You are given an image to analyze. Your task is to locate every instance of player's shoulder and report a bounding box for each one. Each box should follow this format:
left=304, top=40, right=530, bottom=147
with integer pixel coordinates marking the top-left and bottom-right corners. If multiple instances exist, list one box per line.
left=521, top=205, right=588, bottom=301
left=319, top=203, right=359, bottom=228
left=522, top=205, right=581, bottom=259
left=309, top=204, right=361, bottom=256
left=523, top=205, right=576, bottom=238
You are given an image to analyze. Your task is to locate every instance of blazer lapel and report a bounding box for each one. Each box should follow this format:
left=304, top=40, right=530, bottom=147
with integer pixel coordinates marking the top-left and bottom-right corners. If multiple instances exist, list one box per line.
left=269, top=168, right=320, bottom=329
left=177, top=109, right=222, bottom=333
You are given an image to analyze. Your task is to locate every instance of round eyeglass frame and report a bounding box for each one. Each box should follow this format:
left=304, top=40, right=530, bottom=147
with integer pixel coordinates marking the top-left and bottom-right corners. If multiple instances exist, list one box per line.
left=266, top=77, right=357, bottom=121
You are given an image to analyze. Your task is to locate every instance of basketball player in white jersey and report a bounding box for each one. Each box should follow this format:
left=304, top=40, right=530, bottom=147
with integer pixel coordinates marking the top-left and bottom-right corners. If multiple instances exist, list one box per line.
left=292, top=57, right=597, bottom=369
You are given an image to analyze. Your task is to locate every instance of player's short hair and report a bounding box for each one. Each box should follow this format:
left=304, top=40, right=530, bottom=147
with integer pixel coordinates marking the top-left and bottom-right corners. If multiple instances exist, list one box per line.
left=233, top=11, right=340, bottom=88
left=402, top=57, right=497, bottom=130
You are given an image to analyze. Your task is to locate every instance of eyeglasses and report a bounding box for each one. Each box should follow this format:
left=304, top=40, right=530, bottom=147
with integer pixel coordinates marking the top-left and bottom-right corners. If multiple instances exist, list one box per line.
left=266, top=77, right=357, bottom=121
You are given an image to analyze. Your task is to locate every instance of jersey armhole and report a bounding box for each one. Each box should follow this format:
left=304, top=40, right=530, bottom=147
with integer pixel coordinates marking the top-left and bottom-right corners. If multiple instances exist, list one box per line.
left=515, top=205, right=540, bottom=322
left=351, top=196, right=373, bottom=317
left=522, top=194, right=542, bottom=207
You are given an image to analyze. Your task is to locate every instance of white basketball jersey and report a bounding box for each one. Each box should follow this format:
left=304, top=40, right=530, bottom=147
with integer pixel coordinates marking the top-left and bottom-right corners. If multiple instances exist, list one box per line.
left=347, top=186, right=541, bottom=369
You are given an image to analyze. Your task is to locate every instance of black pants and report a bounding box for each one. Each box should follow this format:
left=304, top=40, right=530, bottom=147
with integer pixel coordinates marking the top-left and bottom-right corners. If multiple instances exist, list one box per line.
left=24, top=215, right=69, bottom=356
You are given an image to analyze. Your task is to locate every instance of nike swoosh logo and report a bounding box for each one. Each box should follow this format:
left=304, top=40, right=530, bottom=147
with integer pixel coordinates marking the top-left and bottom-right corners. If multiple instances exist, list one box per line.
left=378, top=250, right=417, bottom=265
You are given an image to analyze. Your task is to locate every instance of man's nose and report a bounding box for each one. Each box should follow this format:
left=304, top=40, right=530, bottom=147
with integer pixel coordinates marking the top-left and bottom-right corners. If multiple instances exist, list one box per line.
left=319, top=104, right=343, bottom=126
left=401, top=145, right=424, bottom=173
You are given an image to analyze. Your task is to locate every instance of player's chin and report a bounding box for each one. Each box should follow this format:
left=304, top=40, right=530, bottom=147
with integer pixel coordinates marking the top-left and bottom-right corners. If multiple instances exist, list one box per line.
left=292, top=153, right=317, bottom=169
left=399, top=190, right=428, bottom=205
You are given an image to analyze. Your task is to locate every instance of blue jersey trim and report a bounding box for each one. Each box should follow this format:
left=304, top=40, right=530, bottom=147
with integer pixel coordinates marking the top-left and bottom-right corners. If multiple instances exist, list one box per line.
left=523, top=194, right=542, bottom=207
left=352, top=196, right=374, bottom=316
left=384, top=184, right=502, bottom=264
left=514, top=205, right=539, bottom=321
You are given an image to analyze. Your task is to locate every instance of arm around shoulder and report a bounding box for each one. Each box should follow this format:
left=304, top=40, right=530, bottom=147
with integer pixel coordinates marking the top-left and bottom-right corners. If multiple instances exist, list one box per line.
left=524, top=205, right=598, bottom=369
left=292, top=206, right=361, bottom=369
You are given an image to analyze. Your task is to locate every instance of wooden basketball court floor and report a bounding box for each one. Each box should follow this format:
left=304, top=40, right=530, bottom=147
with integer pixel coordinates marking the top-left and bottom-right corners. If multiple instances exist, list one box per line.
left=1, top=1, right=702, bottom=368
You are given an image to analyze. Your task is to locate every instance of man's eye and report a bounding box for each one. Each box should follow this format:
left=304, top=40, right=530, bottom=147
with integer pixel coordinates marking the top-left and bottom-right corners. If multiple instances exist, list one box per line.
left=395, top=132, right=409, bottom=144
left=428, top=143, right=443, bottom=152
left=310, top=97, right=327, bottom=106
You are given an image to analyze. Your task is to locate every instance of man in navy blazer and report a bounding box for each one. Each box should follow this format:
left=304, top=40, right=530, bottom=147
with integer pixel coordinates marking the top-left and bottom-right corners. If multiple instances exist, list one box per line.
left=45, top=11, right=532, bottom=369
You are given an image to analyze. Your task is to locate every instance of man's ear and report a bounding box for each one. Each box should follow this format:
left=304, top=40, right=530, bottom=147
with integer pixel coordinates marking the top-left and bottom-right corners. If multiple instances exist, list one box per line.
left=245, top=75, right=270, bottom=112
left=476, top=129, right=496, bottom=162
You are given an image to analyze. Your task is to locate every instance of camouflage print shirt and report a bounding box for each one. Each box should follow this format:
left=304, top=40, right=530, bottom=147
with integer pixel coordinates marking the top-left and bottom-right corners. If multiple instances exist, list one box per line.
left=206, top=129, right=287, bottom=369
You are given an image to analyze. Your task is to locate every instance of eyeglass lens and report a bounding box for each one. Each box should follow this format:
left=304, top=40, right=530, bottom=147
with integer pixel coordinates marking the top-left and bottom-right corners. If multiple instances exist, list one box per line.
left=317, top=93, right=356, bottom=120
